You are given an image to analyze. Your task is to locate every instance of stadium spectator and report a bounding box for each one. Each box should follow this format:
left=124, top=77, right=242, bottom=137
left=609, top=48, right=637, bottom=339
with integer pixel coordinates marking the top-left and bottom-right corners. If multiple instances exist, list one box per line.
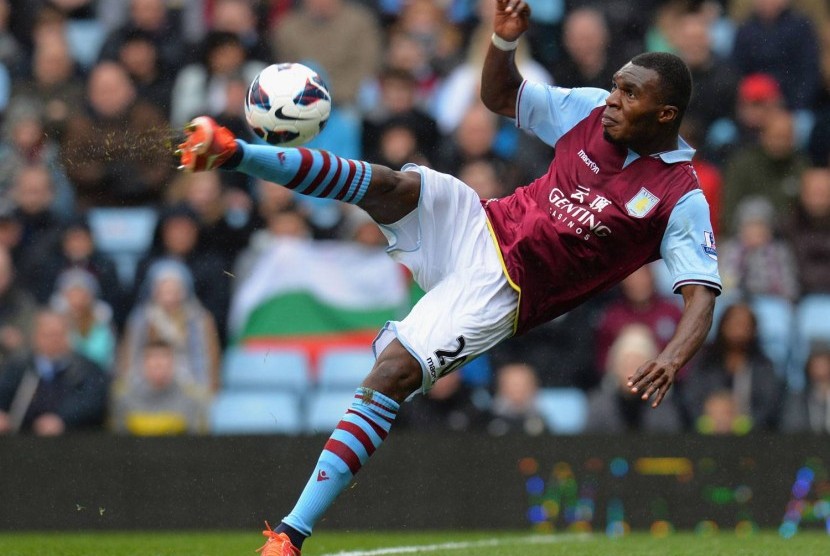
left=0, top=310, right=108, bottom=435
left=9, top=164, right=62, bottom=258
left=10, top=29, right=84, bottom=140
left=782, top=167, right=830, bottom=296
left=721, top=108, right=809, bottom=233
left=489, top=296, right=604, bottom=390
left=586, top=324, right=683, bottom=433
left=365, top=115, right=430, bottom=170
left=270, top=0, right=383, bottom=108
left=486, top=362, right=547, bottom=436
left=0, top=245, right=36, bottom=366
left=731, top=0, right=820, bottom=111
left=0, top=199, right=22, bottom=264
left=110, top=338, right=210, bottom=435
left=431, top=0, right=551, bottom=136
left=50, top=268, right=117, bottom=372
left=60, top=61, right=172, bottom=207
left=0, top=100, right=74, bottom=214
left=120, top=259, right=221, bottom=392
left=397, top=365, right=489, bottom=432
left=361, top=67, right=441, bottom=165
left=782, top=341, right=830, bottom=433
left=114, top=29, right=173, bottom=116
left=388, top=0, right=464, bottom=77
left=97, top=0, right=186, bottom=77
left=718, top=196, right=798, bottom=301
left=696, top=389, right=748, bottom=435
left=457, top=159, right=508, bottom=200
left=671, top=10, right=739, bottom=141
left=682, top=301, right=783, bottom=431
left=209, top=0, right=270, bottom=63
left=168, top=170, right=261, bottom=270
left=18, top=213, right=123, bottom=321
left=132, top=203, right=230, bottom=340
left=593, top=264, right=683, bottom=376
left=0, top=0, right=24, bottom=77
left=551, top=7, right=620, bottom=90
left=705, top=73, right=786, bottom=163
left=169, top=30, right=266, bottom=129
left=434, top=101, right=516, bottom=181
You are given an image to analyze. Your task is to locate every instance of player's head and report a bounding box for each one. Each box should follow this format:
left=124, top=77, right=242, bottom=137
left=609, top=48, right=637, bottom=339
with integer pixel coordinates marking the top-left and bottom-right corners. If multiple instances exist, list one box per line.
left=603, top=52, right=692, bottom=152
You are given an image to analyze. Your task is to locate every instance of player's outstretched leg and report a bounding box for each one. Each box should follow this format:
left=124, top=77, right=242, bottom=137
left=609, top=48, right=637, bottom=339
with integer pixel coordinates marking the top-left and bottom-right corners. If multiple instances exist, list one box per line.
left=176, top=116, right=420, bottom=225
left=257, top=341, right=422, bottom=555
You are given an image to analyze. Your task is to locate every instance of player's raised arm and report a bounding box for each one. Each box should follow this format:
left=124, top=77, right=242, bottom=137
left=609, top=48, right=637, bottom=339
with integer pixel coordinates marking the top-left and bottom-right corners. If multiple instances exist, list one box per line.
left=628, top=284, right=716, bottom=408
left=480, top=0, right=531, bottom=118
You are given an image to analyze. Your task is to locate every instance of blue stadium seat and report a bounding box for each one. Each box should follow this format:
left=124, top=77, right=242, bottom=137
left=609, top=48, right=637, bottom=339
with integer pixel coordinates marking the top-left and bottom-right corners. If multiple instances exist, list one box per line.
left=750, top=295, right=795, bottom=377
left=306, top=390, right=357, bottom=434
left=210, top=391, right=303, bottom=434
left=87, top=207, right=157, bottom=287
left=536, top=388, right=589, bottom=435
left=222, top=347, right=311, bottom=393
left=317, top=348, right=375, bottom=390
left=790, top=294, right=830, bottom=391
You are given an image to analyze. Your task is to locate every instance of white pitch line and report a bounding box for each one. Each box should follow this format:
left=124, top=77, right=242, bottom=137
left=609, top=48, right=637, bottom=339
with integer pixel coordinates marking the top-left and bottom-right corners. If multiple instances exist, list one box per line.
left=320, top=533, right=591, bottom=556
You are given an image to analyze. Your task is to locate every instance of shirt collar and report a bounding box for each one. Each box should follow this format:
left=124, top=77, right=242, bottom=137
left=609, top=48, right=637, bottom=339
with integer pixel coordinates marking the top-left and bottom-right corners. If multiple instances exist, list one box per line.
left=622, top=136, right=696, bottom=168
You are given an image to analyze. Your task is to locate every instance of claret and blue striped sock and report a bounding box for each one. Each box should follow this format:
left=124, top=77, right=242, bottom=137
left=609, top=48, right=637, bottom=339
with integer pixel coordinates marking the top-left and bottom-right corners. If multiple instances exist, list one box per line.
left=277, top=387, right=399, bottom=542
left=226, top=141, right=373, bottom=204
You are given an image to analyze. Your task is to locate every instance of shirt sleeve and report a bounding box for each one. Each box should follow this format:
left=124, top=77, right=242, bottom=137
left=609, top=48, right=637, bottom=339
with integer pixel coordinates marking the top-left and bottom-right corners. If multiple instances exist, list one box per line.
left=660, top=189, right=723, bottom=294
left=515, top=81, right=609, bottom=147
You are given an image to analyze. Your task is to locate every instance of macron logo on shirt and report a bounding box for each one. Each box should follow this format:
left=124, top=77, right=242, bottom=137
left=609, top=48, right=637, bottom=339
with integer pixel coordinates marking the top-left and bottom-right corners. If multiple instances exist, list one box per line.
left=578, top=149, right=600, bottom=174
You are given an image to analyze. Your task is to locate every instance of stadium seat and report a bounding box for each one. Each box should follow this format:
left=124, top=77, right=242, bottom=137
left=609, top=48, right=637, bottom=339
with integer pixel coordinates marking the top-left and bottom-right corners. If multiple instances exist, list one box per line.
left=306, top=390, right=358, bottom=434
left=536, top=388, right=589, bottom=435
left=790, top=294, right=830, bottom=391
left=222, top=346, right=311, bottom=393
left=87, top=207, right=158, bottom=287
left=317, top=348, right=376, bottom=390
left=210, top=391, right=303, bottom=435
left=750, top=295, right=795, bottom=377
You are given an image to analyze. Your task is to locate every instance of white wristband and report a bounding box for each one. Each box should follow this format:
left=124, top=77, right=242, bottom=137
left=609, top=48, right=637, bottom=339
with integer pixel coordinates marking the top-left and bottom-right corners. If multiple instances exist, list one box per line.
left=491, top=33, right=519, bottom=52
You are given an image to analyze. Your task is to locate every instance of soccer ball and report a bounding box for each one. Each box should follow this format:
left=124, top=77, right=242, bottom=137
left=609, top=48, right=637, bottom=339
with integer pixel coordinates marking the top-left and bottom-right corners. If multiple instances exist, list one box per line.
left=244, top=63, right=332, bottom=147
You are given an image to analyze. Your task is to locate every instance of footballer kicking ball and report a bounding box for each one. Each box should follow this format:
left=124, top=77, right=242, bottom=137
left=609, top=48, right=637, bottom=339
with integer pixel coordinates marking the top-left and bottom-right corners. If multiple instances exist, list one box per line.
left=244, top=62, right=332, bottom=147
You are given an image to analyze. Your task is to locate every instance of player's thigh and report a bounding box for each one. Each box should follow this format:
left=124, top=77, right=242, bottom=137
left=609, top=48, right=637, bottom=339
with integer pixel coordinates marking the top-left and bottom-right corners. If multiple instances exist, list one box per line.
left=377, top=164, right=492, bottom=292
left=372, top=263, right=518, bottom=393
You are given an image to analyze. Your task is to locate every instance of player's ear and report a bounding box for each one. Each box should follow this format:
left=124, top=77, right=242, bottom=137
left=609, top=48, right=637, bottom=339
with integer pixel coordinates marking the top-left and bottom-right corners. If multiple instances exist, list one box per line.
left=658, top=104, right=679, bottom=125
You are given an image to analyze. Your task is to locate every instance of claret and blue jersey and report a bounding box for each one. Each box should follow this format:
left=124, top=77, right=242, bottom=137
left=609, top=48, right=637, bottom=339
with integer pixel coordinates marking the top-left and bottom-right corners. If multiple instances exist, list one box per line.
left=483, top=82, right=722, bottom=335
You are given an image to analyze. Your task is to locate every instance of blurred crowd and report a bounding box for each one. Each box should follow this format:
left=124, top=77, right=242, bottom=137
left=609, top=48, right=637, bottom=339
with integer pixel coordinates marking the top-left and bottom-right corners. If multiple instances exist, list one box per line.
left=1, top=0, right=830, bottom=437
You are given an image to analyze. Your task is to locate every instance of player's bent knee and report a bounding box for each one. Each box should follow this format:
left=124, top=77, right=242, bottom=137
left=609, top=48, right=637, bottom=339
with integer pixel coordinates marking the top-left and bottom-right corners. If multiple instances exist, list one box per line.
left=359, top=168, right=421, bottom=225
left=361, top=342, right=422, bottom=403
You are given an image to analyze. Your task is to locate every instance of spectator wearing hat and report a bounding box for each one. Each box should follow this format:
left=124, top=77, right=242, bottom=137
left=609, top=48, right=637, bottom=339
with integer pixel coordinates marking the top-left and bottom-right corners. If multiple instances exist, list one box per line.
left=120, top=259, right=221, bottom=392
left=50, top=268, right=117, bottom=372
left=782, top=167, right=830, bottom=296
left=132, top=203, right=230, bottom=341
left=722, top=108, right=809, bottom=232
left=719, top=196, right=799, bottom=301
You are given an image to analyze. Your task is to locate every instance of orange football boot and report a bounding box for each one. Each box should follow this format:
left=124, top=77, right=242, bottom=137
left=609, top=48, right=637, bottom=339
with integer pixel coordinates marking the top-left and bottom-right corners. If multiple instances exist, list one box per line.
left=256, top=522, right=301, bottom=556
left=176, top=116, right=238, bottom=172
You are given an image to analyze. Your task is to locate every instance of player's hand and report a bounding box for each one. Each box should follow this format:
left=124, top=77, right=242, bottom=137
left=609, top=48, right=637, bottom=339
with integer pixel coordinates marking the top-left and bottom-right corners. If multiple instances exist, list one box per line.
left=494, top=0, right=531, bottom=42
left=176, top=116, right=238, bottom=172
left=627, top=359, right=677, bottom=408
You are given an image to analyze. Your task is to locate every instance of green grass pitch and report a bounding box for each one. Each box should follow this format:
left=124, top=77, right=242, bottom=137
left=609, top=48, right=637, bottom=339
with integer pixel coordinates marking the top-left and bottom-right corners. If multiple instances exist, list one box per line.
left=1, top=530, right=829, bottom=555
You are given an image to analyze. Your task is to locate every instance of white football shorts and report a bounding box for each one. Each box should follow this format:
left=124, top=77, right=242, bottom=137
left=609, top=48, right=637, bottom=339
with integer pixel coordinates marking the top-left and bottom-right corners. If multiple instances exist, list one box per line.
left=373, top=164, right=519, bottom=392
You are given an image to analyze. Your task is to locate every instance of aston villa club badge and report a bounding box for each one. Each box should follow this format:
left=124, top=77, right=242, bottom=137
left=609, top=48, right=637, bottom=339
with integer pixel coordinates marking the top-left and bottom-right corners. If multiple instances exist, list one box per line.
left=625, top=188, right=660, bottom=218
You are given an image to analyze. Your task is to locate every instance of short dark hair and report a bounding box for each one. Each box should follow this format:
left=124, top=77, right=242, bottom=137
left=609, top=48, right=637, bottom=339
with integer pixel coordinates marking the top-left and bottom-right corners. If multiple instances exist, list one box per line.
left=630, top=52, right=692, bottom=116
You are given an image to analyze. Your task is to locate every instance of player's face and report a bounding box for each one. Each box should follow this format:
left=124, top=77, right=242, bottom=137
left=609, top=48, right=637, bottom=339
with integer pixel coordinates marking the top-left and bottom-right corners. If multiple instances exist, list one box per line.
left=602, top=63, right=668, bottom=149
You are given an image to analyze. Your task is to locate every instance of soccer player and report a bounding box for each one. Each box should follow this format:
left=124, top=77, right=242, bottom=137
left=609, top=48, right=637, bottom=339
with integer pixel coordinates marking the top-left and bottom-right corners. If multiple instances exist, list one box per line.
left=177, top=2, right=721, bottom=554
